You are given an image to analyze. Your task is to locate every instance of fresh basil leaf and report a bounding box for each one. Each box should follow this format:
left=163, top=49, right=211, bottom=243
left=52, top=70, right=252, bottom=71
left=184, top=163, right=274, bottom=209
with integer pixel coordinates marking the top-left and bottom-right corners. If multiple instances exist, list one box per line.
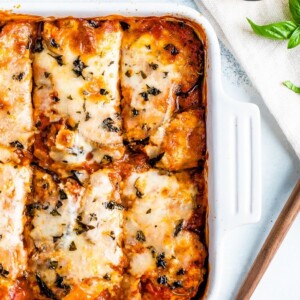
left=247, top=18, right=297, bottom=40
left=288, top=26, right=300, bottom=48
left=283, top=80, right=300, bottom=93
left=289, top=0, right=300, bottom=24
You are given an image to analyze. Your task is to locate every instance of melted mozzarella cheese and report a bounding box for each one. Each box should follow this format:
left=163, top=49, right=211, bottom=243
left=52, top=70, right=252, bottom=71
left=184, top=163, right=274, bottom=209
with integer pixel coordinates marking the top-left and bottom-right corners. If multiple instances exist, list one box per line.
left=0, top=17, right=207, bottom=299
left=121, top=27, right=179, bottom=142
left=0, top=23, right=33, bottom=162
left=29, top=168, right=124, bottom=299
left=145, top=109, right=206, bottom=170
left=121, top=19, right=203, bottom=145
left=122, top=169, right=206, bottom=299
left=0, top=164, right=31, bottom=282
left=33, top=20, right=124, bottom=167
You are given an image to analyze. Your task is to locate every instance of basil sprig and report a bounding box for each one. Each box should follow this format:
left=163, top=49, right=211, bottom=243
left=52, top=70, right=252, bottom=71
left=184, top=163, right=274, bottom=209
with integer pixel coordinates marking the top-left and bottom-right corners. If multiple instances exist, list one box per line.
left=248, top=0, right=300, bottom=94
left=247, top=0, right=300, bottom=49
left=290, top=0, right=300, bottom=24
left=247, top=19, right=297, bottom=40
left=287, top=26, right=300, bottom=48
left=283, top=80, right=300, bottom=93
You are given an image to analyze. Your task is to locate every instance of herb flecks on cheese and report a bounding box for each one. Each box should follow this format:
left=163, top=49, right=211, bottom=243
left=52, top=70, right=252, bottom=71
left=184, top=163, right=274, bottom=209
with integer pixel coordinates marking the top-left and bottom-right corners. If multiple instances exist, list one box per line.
left=27, top=167, right=124, bottom=299
left=33, top=19, right=124, bottom=169
left=0, top=23, right=34, bottom=163
left=121, top=169, right=207, bottom=299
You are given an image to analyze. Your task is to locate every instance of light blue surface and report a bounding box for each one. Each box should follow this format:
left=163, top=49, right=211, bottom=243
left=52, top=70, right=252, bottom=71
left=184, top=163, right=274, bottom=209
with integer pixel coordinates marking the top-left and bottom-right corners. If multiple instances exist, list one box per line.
left=13, top=0, right=300, bottom=299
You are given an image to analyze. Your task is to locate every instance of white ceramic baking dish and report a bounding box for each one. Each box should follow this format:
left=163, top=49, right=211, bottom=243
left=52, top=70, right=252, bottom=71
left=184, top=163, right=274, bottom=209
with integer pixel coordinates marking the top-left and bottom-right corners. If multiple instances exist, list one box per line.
left=1, top=2, right=261, bottom=299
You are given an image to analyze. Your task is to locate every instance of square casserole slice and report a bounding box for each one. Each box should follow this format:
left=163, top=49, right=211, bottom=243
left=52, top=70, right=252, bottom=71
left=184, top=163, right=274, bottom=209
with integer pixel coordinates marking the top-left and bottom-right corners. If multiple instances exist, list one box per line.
left=0, top=163, right=31, bottom=299
left=121, top=19, right=206, bottom=171
left=0, top=22, right=33, bottom=163
left=33, top=19, right=124, bottom=171
left=121, top=166, right=207, bottom=300
left=26, top=166, right=125, bottom=299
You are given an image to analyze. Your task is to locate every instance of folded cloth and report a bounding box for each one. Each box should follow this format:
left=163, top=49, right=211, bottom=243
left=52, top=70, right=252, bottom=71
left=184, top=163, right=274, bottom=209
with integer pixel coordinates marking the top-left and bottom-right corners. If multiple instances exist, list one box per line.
left=195, top=0, right=300, bottom=159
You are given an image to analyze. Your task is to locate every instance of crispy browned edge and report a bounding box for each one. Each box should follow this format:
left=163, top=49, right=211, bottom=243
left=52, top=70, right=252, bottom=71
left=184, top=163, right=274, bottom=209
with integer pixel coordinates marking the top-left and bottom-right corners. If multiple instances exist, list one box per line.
left=0, top=10, right=209, bottom=300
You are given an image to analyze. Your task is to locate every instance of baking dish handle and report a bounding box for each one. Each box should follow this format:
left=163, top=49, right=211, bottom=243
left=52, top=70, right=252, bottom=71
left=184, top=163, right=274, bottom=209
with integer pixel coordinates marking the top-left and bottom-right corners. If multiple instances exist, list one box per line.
left=220, top=96, right=261, bottom=229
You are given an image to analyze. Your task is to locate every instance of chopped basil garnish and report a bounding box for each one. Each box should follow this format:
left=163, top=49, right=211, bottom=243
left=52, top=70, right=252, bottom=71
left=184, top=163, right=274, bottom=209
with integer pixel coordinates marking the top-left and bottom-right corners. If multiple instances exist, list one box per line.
left=125, top=70, right=131, bottom=77
left=50, top=38, right=59, bottom=48
left=147, top=245, right=157, bottom=258
left=48, top=53, right=63, bottom=66
left=72, top=56, right=87, bottom=77
left=26, top=202, right=46, bottom=217
left=36, top=273, right=57, bottom=299
left=132, top=108, right=139, bottom=116
left=0, top=263, right=9, bottom=278
left=48, top=260, right=58, bottom=270
left=135, top=187, right=143, bottom=198
left=139, top=85, right=161, bottom=101
left=12, top=72, right=25, bottom=81
left=53, top=233, right=63, bottom=243
left=55, top=201, right=63, bottom=209
left=164, top=43, right=179, bottom=55
left=149, top=62, right=158, bottom=70
left=100, top=88, right=109, bottom=95
left=50, top=209, right=61, bottom=216
left=59, top=189, right=68, bottom=200
left=55, top=274, right=71, bottom=295
left=9, top=140, right=24, bottom=149
left=157, top=275, right=168, bottom=285
left=109, top=231, right=115, bottom=240
left=147, top=85, right=161, bottom=96
left=156, top=252, right=167, bottom=269
left=69, top=241, right=77, bottom=251
left=139, top=91, right=149, bottom=101
left=136, top=230, right=146, bottom=242
left=52, top=95, right=60, bottom=102
left=139, top=70, right=147, bottom=79
left=74, top=220, right=95, bottom=235
left=101, top=155, right=113, bottom=164
left=85, top=112, right=91, bottom=121
left=176, top=268, right=185, bottom=275
left=174, top=219, right=184, bottom=237
left=90, top=213, right=97, bottom=221
left=171, top=281, right=183, bottom=289
left=104, top=201, right=124, bottom=210
left=102, top=117, right=119, bottom=132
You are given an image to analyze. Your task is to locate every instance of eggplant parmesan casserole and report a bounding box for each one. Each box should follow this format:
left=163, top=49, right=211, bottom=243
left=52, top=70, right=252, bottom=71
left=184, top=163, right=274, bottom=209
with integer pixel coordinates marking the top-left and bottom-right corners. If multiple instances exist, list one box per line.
left=0, top=16, right=207, bottom=300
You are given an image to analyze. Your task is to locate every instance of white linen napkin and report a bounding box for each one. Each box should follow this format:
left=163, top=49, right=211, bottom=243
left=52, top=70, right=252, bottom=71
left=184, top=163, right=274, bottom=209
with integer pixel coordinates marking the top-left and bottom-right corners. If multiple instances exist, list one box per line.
left=194, top=0, right=300, bottom=159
